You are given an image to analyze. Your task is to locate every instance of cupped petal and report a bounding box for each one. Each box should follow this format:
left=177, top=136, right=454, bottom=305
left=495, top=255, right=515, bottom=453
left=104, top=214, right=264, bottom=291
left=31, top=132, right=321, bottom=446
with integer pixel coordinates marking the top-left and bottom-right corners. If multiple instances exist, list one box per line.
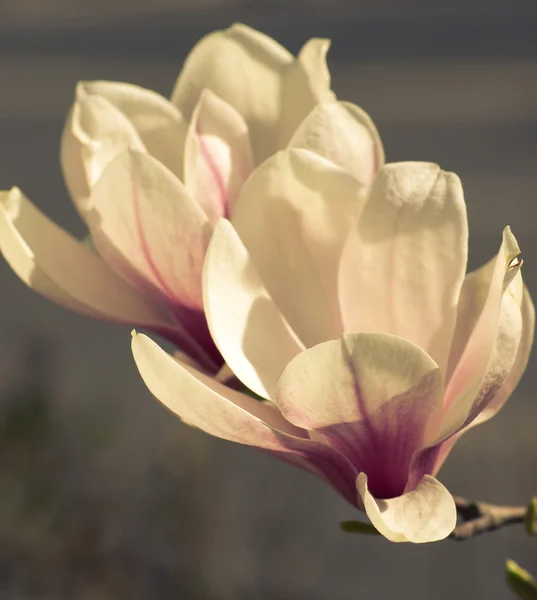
left=86, top=148, right=211, bottom=311
left=0, top=187, right=175, bottom=328
left=289, top=101, right=384, bottom=186
left=60, top=89, right=145, bottom=216
left=276, top=333, right=444, bottom=499
left=132, top=332, right=359, bottom=505
left=184, top=89, right=254, bottom=223
left=78, top=81, right=188, bottom=180
left=357, top=473, right=456, bottom=543
left=203, top=218, right=304, bottom=400
left=470, top=283, right=534, bottom=427
left=439, top=227, right=523, bottom=439
left=279, top=38, right=336, bottom=148
left=171, top=23, right=293, bottom=163
left=339, top=162, right=468, bottom=374
left=231, top=148, right=365, bottom=348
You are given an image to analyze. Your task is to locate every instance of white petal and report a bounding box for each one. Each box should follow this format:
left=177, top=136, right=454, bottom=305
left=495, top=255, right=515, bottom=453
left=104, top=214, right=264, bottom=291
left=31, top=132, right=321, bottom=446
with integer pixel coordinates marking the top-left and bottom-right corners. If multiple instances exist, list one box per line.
left=440, top=227, right=523, bottom=438
left=171, top=23, right=293, bottom=163
left=184, top=90, right=254, bottom=223
left=289, top=101, right=384, bottom=186
left=60, top=89, right=145, bottom=216
left=79, top=80, right=188, bottom=180
left=0, top=187, right=174, bottom=328
left=203, top=219, right=304, bottom=400
left=132, top=332, right=359, bottom=505
left=87, top=149, right=211, bottom=310
left=279, top=38, right=336, bottom=148
left=357, top=473, right=457, bottom=543
left=231, top=148, right=365, bottom=348
left=339, top=162, right=468, bottom=374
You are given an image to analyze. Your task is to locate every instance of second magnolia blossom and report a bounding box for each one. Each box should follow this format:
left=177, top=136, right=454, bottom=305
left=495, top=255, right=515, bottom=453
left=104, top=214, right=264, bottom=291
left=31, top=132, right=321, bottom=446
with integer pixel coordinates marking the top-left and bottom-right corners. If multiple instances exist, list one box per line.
left=133, top=152, right=534, bottom=543
left=0, top=24, right=382, bottom=373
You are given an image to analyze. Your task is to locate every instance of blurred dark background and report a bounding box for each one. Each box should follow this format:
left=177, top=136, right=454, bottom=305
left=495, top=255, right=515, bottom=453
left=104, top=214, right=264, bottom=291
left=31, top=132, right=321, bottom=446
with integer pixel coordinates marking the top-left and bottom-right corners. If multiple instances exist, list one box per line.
left=0, top=1, right=537, bottom=598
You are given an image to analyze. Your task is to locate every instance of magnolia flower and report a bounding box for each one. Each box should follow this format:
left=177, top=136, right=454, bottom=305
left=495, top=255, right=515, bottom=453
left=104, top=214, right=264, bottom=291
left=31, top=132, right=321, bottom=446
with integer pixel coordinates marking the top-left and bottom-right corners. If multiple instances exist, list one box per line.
left=132, top=152, right=534, bottom=542
left=0, top=23, right=366, bottom=373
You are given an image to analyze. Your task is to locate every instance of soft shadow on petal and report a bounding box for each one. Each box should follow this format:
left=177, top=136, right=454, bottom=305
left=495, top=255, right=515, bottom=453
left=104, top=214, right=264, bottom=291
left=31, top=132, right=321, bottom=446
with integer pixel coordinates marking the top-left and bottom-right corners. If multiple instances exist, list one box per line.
left=79, top=80, right=188, bottom=180
left=132, top=332, right=359, bottom=505
left=87, top=148, right=211, bottom=311
left=232, top=148, right=364, bottom=348
left=203, top=218, right=304, bottom=400
left=440, top=227, right=523, bottom=439
left=171, top=23, right=293, bottom=163
left=184, top=90, right=254, bottom=223
left=357, top=472, right=457, bottom=543
left=0, top=187, right=175, bottom=328
left=289, top=101, right=384, bottom=187
left=60, top=89, right=145, bottom=216
left=339, top=162, right=468, bottom=375
left=276, top=333, right=444, bottom=499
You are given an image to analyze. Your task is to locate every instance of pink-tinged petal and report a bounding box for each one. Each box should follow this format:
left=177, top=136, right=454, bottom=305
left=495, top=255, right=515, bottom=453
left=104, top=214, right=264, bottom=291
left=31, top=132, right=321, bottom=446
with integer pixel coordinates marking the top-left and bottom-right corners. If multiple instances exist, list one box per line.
left=279, top=38, right=336, bottom=148
left=231, top=148, right=365, bottom=348
left=439, top=227, right=523, bottom=439
left=60, top=88, right=145, bottom=216
left=339, top=162, right=468, bottom=375
left=184, top=90, right=254, bottom=223
left=79, top=81, right=188, bottom=180
left=86, top=148, right=211, bottom=312
left=171, top=24, right=293, bottom=163
left=0, top=187, right=175, bottom=329
left=357, top=473, right=456, bottom=543
left=132, top=332, right=359, bottom=505
left=203, top=219, right=304, bottom=400
left=276, top=333, right=444, bottom=499
left=469, top=283, right=534, bottom=427
left=289, top=101, right=384, bottom=187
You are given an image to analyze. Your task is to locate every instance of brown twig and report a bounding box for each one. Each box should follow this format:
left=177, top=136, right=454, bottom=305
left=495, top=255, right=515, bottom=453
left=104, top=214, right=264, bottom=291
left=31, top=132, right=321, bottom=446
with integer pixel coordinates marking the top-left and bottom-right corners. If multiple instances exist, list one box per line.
left=451, top=496, right=528, bottom=541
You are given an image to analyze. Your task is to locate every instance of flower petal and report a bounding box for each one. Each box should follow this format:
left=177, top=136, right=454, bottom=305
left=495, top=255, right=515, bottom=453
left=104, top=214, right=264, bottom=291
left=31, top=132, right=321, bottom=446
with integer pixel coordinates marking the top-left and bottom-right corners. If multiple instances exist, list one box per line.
left=171, top=23, right=293, bottom=163
left=276, top=333, right=444, bottom=499
left=77, top=80, right=188, bottom=180
left=357, top=472, right=456, bottom=543
left=0, top=187, right=175, bottom=328
left=203, top=218, right=304, bottom=400
left=339, top=162, right=468, bottom=374
left=132, top=332, right=359, bottom=505
left=184, top=90, right=254, bottom=223
left=289, top=101, right=384, bottom=186
left=231, top=148, right=365, bottom=348
left=86, top=148, right=211, bottom=311
left=440, top=227, right=523, bottom=438
left=279, top=38, right=336, bottom=148
left=60, top=89, right=145, bottom=216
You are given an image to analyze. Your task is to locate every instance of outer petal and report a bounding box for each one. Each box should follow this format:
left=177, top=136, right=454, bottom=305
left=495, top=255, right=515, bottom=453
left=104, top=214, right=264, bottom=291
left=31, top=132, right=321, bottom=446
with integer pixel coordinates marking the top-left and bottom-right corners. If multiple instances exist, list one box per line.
left=276, top=333, right=444, bottom=499
left=439, top=228, right=523, bottom=438
left=132, top=332, right=359, bottom=505
left=289, top=101, right=384, bottom=187
left=171, top=23, right=293, bottom=163
left=279, top=38, right=336, bottom=148
left=231, top=148, right=365, bottom=348
left=184, top=90, right=254, bottom=223
left=86, top=148, right=211, bottom=311
left=339, top=162, right=468, bottom=374
left=60, top=90, right=145, bottom=216
left=203, top=218, right=304, bottom=400
left=0, top=187, right=175, bottom=328
left=357, top=473, right=456, bottom=543
left=78, top=81, right=188, bottom=180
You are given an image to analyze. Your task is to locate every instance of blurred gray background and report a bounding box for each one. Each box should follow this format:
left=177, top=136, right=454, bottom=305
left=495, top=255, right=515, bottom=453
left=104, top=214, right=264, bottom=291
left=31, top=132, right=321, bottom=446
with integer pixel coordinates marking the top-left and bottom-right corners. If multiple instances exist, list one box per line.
left=0, top=1, right=536, bottom=598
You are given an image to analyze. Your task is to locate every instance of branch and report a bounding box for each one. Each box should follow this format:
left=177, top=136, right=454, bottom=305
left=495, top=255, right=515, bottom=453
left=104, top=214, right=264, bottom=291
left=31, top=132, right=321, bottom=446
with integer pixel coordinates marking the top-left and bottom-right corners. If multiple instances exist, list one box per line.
left=451, top=496, right=536, bottom=541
